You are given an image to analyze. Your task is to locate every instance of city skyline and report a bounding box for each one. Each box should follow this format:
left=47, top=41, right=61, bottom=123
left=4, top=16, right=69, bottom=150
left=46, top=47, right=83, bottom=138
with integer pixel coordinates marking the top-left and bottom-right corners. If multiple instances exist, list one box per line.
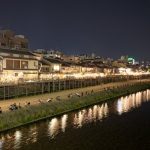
left=0, top=0, right=150, bottom=60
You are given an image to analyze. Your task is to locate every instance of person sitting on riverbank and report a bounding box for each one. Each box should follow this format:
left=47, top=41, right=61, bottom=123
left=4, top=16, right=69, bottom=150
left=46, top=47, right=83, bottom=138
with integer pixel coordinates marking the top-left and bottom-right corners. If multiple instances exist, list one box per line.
left=0, top=107, right=2, bottom=113
left=9, top=103, right=18, bottom=111
left=47, top=98, right=52, bottom=102
left=25, top=101, right=30, bottom=107
left=75, top=93, right=81, bottom=97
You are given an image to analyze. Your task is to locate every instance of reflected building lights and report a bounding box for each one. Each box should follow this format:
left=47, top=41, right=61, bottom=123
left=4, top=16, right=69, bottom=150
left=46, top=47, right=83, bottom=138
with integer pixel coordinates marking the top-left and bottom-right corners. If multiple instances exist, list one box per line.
left=87, top=108, right=93, bottom=122
left=29, top=126, right=38, bottom=143
left=61, top=114, right=68, bottom=132
left=147, top=90, right=149, bottom=100
left=25, top=126, right=38, bottom=144
left=104, top=103, right=109, bottom=116
left=117, top=100, right=123, bottom=115
left=132, top=94, right=136, bottom=108
left=78, top=111, right=84, bottom=127
left=0, top=139, right=3, bottom=150
left=73, top=111, right=86, bottom=128
left=98, top=105, right=103, bottom=120
left=93, top=105, right=98, bottom=120
left=14, top=130, right=22, bottom=149
left=73, top=103, right=109, bottom=127
left=116, top=90, right=150, bottom=115
left=74, top=111, right=86, bottom=128
left=48, top=118, right=59, bottom=138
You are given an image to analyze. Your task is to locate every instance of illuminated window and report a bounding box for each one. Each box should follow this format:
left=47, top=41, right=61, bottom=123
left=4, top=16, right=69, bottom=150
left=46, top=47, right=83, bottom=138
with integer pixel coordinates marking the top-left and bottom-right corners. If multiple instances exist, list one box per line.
left=21, top=61, right=28, bottom=69
left=53, top=65, right=60, bottom=71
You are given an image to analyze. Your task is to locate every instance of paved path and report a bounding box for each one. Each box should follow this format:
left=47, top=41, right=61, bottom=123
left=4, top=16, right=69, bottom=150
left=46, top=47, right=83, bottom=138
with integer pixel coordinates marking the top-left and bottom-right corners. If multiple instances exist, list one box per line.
left=0, top=79, right=150, bottom=112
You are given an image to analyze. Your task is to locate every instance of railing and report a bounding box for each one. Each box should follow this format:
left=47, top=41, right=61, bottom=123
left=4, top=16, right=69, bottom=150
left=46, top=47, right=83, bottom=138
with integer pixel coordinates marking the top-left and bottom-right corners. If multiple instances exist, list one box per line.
left=0, top=75, right=150, bottom=100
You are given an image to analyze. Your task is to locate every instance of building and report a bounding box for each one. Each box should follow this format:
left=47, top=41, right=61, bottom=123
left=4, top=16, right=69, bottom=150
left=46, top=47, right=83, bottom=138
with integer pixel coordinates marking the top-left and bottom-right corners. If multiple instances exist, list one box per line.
left=34, top=49, right=64, bottom=59
left=62, top=55, right=81, bottom=63
left=39, top=59, right=50, bottom=73
left=38, top=57, right=62, bottom=80
left=128, top=57, right=135, bottom=65
left=0, top=48, right=38, bottom=83
left=33, top=49, right=47, bottom=54
left=79, top=53, right=96, bottom=60
left=45, top=49, right=63, bottom=58
left=44, top=57, right=62, bottom=72
left=0, top=29, right=28, bottom=50
left=120, top=55, right=128, bottom=62
left=61, top=62, right=81, bottom=74
left=34, top=53, right=62, bottom=73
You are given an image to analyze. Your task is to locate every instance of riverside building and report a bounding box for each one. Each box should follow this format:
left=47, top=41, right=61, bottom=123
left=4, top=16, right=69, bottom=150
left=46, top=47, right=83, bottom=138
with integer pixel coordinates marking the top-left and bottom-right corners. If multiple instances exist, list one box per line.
left=0, top=48, right=38, bottom=83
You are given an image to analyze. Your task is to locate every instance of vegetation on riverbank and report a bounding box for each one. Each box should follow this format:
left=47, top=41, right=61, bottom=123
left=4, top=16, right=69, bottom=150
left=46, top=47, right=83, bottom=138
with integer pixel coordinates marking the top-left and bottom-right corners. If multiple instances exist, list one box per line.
left=0, top=82, right=150, bottom=132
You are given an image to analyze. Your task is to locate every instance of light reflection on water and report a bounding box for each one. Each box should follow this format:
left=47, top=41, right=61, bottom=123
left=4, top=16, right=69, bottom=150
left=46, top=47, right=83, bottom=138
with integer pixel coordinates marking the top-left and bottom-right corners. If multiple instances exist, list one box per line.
left=73, top=103, right=108, bottom=128
left=0, top=89, right=150, bottom=149
left=48, top=118, right=59, bottom=139
left=0, top=140, right=3, bottom=150
left=25, top=125, right=38, bottom=144
left=116, top=90, right=150, bottom=115
left=14, top=131, right=22, bottom=149
left=61, top=114, right=68, bottom=132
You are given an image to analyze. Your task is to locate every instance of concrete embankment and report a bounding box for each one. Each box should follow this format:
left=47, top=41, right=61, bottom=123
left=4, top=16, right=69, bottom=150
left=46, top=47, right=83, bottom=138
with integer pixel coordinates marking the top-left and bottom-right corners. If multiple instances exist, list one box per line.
left=0, top=79, right=150, bottom=132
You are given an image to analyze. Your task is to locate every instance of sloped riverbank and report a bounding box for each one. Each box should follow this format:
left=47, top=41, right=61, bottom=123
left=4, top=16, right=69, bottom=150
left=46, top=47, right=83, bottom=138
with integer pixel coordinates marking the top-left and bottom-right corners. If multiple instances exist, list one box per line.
left=0, top=81, right=150, bottom=132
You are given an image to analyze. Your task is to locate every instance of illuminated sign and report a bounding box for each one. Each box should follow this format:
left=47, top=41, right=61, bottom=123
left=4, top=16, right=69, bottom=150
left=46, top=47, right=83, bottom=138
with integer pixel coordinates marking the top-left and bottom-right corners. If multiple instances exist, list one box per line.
left=128, top=57, right=135, bottom=64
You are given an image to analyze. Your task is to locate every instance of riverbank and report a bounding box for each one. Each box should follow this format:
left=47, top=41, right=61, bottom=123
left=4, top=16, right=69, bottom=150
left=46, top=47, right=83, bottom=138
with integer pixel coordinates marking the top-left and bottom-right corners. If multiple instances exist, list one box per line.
left=0, top=80, right=150, bottom=132
left=1, top=79, right=150, bottom=112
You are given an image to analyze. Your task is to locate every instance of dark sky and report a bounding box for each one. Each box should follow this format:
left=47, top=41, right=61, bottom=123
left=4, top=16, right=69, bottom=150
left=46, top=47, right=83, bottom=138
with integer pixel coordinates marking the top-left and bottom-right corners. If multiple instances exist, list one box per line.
left=0, top=0, right=150, bottom=60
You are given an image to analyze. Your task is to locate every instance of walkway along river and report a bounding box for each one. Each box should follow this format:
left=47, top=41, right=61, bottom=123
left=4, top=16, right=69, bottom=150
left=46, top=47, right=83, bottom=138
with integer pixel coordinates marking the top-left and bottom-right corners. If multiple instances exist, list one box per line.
left=0, top=75, right=149, bottom=100
left=0, top=89, right=150, bottom=150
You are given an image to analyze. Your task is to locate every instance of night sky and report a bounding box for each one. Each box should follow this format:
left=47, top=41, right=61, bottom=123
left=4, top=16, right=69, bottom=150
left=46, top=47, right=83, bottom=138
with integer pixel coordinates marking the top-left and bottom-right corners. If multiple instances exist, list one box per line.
left=0, top=0, right=150, bottom=60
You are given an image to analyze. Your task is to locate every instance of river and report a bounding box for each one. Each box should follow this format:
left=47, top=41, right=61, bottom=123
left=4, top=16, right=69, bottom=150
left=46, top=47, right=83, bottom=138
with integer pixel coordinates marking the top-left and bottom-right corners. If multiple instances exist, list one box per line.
left=0, top=89, right=150, bottom=150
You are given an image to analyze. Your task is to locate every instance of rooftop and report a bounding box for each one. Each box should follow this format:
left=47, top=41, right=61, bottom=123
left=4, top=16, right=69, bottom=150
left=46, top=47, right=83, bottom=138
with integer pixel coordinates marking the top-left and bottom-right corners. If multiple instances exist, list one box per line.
left=0, top=48, right=34, bottom=56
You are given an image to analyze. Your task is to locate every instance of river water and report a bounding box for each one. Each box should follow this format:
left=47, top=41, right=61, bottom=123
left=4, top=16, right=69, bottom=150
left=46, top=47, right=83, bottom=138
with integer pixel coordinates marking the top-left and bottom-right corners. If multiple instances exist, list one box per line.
left=0, top=89, right=150, bottom=150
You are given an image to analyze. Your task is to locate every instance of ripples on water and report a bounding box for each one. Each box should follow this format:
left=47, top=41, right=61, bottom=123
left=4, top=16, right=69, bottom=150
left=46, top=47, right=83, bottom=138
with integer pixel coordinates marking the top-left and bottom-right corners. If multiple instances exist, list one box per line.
left=0, top=89, right=150, bottom=150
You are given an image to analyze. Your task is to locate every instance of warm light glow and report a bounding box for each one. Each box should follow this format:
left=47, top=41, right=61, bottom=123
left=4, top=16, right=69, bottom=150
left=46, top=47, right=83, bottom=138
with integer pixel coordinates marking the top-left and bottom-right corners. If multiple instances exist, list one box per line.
left=0, top=140, right=3, bottom=150
left=116, top=90, right=150, bottom=115
left=0, top=66, right=149, bottom=84
left=53, top=65, right=60, bottom=71
left=48, top=118, right=59, bottom=138
left=61, top=114, right=68, bottom=132
left=14, top=130, right=22, bottom=149
left=73, top=103, right=109, bottom=127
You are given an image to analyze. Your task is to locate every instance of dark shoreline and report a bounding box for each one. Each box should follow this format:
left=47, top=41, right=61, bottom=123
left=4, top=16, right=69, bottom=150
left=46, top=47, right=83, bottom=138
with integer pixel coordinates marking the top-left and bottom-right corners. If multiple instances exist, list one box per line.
left=0, top=81, right=150, bottom=133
